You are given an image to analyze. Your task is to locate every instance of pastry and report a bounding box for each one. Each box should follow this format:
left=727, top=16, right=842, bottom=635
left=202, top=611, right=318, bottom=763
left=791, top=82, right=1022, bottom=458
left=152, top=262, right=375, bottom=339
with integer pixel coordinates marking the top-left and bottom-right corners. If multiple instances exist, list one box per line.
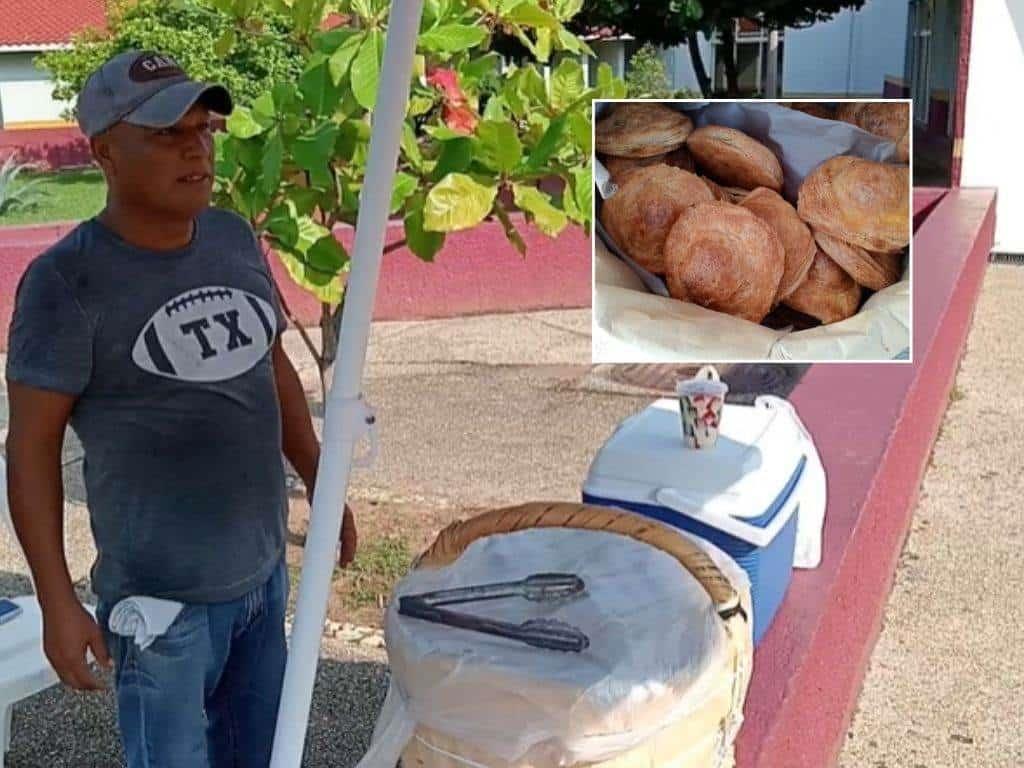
left=664, top=201, right=785, bottom=323
left=701, top=176, right=728, bottom=201
left=601, top=145, right=695, bottom=184
left=596, top=103, right=694, bottom=158
left=783, top=249, right=862, bottom=324
left=741, top=188, right=817, bottom=302
left=812, top=230, right=903, bottom=291
left=600, top=165, right=714, bottom=274
left=721, top=186, right=752, bottom=204
left=686, top=125, right=784, bottom=192
left=797, top=155, right=909, bottom=253
left=836, top=102, right=910, bottom=163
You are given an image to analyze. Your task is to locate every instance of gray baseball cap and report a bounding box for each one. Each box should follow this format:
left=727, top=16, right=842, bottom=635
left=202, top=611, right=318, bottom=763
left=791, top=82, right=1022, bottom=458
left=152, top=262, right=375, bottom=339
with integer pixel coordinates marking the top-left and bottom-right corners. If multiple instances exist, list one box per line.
left=76, top=49, right=233, bottom=139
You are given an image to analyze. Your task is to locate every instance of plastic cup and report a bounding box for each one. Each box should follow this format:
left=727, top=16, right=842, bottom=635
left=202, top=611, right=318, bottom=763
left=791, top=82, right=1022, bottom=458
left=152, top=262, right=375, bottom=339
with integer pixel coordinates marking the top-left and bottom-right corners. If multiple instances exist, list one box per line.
left=676, top=365, right=729, bottom=449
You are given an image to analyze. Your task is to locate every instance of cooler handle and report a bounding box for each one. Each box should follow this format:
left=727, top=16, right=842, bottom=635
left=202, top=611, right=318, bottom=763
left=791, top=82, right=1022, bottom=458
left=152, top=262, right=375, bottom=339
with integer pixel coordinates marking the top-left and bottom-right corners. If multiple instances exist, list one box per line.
left=653, top=487, right=798, bottom=548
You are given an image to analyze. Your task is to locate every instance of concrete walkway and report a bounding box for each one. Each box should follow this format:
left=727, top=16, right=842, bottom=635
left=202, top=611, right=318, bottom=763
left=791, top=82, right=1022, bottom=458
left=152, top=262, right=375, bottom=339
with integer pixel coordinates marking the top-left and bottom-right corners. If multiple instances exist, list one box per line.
left=839, top=263, right=1024, bottom=768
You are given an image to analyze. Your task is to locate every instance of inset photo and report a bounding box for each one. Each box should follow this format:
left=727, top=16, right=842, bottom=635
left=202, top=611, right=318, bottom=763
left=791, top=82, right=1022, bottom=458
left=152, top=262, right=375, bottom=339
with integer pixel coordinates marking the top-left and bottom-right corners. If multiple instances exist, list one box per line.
left=592, top=100, right=911, bottom=363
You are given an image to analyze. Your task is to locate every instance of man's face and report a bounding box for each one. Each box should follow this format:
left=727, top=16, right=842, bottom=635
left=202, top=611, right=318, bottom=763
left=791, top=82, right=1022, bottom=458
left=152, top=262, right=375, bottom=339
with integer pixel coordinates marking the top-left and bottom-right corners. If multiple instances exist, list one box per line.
left=94, top=103, right=215, bottom=220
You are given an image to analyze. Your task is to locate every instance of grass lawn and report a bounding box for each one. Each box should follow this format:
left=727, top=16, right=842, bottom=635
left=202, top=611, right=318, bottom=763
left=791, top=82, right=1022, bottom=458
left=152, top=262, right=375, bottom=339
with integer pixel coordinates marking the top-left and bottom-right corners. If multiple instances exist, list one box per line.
left=0, top=167, right=107, bottom=227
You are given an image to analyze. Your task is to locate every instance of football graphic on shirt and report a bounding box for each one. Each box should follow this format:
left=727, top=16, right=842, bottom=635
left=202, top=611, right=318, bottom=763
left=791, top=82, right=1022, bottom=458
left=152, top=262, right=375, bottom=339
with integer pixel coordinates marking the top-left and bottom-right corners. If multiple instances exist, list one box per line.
left=132, top=285, right=276, bottom=382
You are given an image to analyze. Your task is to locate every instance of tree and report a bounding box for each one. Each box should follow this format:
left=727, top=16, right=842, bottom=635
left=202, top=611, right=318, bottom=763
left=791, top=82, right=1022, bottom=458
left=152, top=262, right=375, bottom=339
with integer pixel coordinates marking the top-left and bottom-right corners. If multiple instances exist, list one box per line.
left=625, top=43, right=672, bottom=98
left=42, top=0, right=626, bottom=400
left=570, top=0, right=865, bottom=96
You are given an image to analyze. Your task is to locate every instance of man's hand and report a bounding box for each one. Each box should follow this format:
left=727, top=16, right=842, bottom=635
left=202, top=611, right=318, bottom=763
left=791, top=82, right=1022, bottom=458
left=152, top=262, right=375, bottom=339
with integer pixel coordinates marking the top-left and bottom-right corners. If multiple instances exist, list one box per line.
left=307, top=487, right=358, bottom=568
left=42, top=597, right=113, bottom=691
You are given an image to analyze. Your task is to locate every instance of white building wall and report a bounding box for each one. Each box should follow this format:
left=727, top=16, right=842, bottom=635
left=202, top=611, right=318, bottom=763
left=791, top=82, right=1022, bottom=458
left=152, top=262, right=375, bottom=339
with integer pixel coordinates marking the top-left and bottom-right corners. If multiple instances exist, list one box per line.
left=0, top=51, right=72, bottom=127
left=782, top=0, right=909, bottom=96
left=660, top=36, right=715, bottom=94
left=960, top=0, right=1024, bottom=253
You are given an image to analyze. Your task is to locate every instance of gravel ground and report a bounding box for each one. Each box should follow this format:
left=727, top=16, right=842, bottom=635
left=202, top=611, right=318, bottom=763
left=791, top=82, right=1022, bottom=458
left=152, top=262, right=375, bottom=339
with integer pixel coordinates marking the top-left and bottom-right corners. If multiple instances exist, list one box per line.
left=838, top=264, right=1024, bottom=767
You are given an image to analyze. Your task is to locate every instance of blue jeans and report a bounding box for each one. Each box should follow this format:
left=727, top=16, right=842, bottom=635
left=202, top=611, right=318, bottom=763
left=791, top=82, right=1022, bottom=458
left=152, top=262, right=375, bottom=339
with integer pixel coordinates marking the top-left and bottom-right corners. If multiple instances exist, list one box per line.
left=94, top=557, right=290, bottom=768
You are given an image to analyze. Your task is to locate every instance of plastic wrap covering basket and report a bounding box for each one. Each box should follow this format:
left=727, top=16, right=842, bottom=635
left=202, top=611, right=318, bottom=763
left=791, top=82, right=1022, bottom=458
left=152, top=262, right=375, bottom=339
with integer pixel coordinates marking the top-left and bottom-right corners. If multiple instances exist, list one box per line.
left=356, top=502, right=754, bottom=768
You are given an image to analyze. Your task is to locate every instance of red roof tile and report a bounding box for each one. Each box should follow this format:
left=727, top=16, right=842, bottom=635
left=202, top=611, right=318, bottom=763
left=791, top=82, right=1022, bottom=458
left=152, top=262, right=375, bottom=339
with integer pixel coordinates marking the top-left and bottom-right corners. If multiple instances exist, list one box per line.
left=0, top=0, right=108, bottom=47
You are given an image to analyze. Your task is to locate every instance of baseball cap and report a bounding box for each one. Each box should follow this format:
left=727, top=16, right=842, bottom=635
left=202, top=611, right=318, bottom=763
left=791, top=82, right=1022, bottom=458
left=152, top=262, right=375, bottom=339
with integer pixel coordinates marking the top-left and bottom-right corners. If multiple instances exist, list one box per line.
left=76, top=49, right=234, bottom=139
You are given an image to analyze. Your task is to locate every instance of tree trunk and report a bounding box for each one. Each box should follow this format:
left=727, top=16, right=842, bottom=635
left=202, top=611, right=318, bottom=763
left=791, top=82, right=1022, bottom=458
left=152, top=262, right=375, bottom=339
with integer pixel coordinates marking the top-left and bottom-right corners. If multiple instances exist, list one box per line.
left=319, top=300, right=344, bottom=403
left=686, top=30, right=713, bottom=97
left=720, top=23, right=740, bottom=96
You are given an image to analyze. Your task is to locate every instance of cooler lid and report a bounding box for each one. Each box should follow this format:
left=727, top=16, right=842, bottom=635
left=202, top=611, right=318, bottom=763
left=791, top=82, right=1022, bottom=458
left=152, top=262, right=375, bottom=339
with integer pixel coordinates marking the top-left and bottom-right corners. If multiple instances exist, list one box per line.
left=583, top=398, right=806, bottom=520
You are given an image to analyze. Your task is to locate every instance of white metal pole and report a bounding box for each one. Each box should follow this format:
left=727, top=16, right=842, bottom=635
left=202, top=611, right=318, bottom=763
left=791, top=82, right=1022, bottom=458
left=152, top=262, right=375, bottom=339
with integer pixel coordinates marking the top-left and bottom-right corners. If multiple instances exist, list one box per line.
left=269, top=2, right=425, bottom=766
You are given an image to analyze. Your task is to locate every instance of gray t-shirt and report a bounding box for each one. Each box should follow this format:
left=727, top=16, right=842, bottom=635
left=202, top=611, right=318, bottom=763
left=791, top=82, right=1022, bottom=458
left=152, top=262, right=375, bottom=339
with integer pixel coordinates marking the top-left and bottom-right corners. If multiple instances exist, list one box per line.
left=6, top=206, right=290, bottom=604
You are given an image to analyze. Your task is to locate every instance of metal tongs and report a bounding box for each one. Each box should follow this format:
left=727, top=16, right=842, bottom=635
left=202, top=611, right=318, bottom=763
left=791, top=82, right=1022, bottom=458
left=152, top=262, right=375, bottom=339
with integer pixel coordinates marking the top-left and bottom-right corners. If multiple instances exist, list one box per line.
left=398, top=573, right=590, bottom=653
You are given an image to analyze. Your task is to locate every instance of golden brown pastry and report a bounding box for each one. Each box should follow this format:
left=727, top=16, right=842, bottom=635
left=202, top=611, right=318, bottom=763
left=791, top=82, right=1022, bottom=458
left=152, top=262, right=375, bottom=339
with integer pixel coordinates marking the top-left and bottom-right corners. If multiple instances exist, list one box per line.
left=601, top=145, right=695, bottom=184
left=663, top=201, right=785, bottom=323
left=596, top=103, right=694, bottom=158
left=836, top=102, right=910, bottom=163
left=686, top=125, right=784, bottom=192
left=812, top=230, right=903, bottom=291
left=783, top=249, right=862, bottom=324
left=797, top=155, right=909, bottom=253
left=784, top=102, right=836, bottom=120
left=701, top=176, right=728, bottom=201
left=741, top=188, right=817, bottom=302
left=721, top=186, right=753, bottom=204
left=600, top=165, right=714, bottom=274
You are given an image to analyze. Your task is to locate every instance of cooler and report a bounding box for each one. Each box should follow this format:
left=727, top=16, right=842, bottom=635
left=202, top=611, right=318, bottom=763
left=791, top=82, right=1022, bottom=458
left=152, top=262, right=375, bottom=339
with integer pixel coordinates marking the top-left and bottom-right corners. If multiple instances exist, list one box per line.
left=583, top=396, right=808, bottom=645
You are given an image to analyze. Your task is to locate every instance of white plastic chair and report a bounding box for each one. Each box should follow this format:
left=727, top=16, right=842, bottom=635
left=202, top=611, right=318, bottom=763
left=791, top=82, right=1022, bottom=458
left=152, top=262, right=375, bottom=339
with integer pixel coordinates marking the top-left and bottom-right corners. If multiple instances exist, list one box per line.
left=0, top=455, right=96, bottom=767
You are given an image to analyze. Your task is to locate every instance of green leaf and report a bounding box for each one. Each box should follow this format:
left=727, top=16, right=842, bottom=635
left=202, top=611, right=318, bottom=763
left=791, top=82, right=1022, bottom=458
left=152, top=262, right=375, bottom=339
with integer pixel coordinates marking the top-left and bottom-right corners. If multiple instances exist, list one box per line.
left=226, top=107, right=265, bottom=139
left=552, top=0, right=583, bottom=20
left=313, top=26, right=357, bottom=54
left=515, top=65, right=547, bottom=107
left=213, top=29, right=236, bottom=58
left=272, top=83, right=297, bottom=114
left=568, top=109, right=592, bottom=155
left=214, top=133, right=238, bottom=178
left=550, top=58, right=585, bottom=112
left=390, top=172, right=418, bottom=214
left=556, top=25, right=584, bottom=54
left=329, top=30, right=364, bottom=85
left=265, top=201, right=301, bottom=249
left=261, top=129, right=284, bottom=195
left=253, top=90, right=277, bottom=121
left=572, top=166, right=592, bottom=222
left=306, top=234, right=348, bottom=274
left=300, top=53, right=344, bottom=117
left=535, top=27, right=552, bottom=62
left=407, top=94, right=435, bottom=117
left=419, top=23, right=487, bottom=53
left=423, top=124, right=469, bottom=141
left=460, top=53, right=501, bottom=85
left=431, top=137, right=474, bottom=181
left=285, top=187, right=322, bottom=217
left=504, top=4, right=559, bottom=28
left=423, top=173, right=497, bottom=232
left=524, top=114, right=567, bottom=170
left=513, top=183, right=568, bottom=237
left=401, top=122, right=425, bottom=171
left=404, top=194, right=445, bottom=261
left=351, top=29, right=384, bottom=110
left=482, top=94, right=508, bottom=121
left=475, top=120, right=521, bottom=173
left=292, top=122, right=339, bottom=188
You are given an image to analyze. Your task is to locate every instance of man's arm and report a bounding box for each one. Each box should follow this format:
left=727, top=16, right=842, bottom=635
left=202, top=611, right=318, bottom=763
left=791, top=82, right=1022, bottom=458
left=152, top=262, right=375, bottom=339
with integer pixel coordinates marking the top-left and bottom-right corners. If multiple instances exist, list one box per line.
left=5, top=381, right=111, bottom=689
left=271, top=337, right=320, bottom=492
left=270, top=338, right=357, bottom=566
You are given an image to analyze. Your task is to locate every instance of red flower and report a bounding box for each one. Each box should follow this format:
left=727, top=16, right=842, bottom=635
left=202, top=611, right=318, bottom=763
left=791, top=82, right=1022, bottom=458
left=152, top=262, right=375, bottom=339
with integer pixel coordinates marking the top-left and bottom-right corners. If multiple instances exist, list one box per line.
left=427, top=66, right=478, bottom=136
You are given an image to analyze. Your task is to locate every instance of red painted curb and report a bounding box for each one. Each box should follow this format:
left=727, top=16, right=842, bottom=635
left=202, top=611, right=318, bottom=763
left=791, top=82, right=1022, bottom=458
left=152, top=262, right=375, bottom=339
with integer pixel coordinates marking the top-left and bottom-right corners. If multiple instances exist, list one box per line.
left=0, top=214, right=591, bottom=350
left=738, top=188, right=996, bottom=767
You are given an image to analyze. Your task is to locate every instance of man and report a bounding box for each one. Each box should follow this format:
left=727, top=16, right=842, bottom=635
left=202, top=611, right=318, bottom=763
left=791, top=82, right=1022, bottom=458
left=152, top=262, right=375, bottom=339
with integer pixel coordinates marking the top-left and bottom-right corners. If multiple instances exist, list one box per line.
left=4, top=50, right=356, bottom=767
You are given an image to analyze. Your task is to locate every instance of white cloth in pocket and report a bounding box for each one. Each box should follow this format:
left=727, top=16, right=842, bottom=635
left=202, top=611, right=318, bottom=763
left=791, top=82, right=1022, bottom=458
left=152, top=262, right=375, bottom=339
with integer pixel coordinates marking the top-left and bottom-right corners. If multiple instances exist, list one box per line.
left=108, top=596, right=184, bottom=651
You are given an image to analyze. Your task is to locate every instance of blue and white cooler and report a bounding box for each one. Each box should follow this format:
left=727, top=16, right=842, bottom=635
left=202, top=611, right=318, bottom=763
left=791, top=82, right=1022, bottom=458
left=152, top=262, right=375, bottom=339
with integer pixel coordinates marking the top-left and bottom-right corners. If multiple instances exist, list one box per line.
left=583, top=394, right=824, bottom=645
